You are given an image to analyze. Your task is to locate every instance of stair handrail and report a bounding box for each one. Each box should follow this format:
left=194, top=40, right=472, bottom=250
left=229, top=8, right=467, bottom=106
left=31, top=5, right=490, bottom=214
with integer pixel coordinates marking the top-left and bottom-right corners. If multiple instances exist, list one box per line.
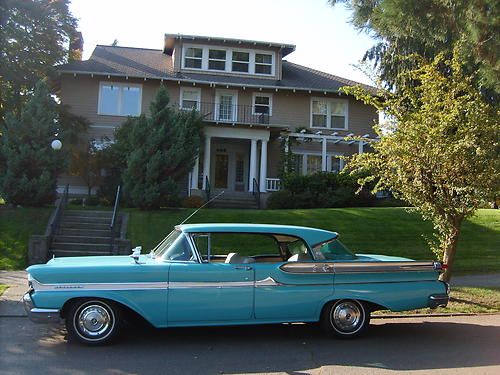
left=110, top=185, right=121, bottom=253
left=252, top=178, right=261, bottom=209
left=48, top=184, right=69, bottom=248
left=205, top=176, right=211, bottom=202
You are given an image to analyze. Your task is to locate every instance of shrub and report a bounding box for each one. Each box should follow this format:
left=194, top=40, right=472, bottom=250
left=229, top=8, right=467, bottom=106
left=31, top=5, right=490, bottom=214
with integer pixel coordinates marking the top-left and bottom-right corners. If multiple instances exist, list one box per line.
left=69, top=198, right=83, bottom=205
left=268, top=172, right=376, bottom=209
left=181, top=196, right=205, bottom=208
left=84, top=196, right=99, bottom=206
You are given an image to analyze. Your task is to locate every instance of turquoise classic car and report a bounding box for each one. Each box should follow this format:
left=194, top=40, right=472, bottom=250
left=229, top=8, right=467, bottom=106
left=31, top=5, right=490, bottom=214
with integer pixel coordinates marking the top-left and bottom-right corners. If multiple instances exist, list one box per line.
left=24, top=223, right=449, bottom=345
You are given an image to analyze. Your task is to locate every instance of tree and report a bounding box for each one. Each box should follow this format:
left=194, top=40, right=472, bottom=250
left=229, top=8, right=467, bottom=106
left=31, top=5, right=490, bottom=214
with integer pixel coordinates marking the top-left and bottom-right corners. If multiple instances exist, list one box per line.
left=113, top=86, right=204, bottom=209
left=0, top=81, right=64, bottom=206
left=69, top=140, right=106, bottom=198
left=329, top=0, right=499, bottom=100
left=0, top=0, right=79, bottom=120
left=343, top=50, right=499, bottom=282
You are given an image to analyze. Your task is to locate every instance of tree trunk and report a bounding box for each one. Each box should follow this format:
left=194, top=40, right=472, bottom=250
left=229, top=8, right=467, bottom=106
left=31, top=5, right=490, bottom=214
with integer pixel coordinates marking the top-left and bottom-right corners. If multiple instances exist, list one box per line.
left=439, top=221, right=462, bottom=283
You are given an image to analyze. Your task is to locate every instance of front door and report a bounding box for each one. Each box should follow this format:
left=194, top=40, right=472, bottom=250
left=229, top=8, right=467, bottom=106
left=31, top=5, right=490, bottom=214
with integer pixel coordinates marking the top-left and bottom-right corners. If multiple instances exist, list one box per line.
left=214, top=153, right=229, bottom=189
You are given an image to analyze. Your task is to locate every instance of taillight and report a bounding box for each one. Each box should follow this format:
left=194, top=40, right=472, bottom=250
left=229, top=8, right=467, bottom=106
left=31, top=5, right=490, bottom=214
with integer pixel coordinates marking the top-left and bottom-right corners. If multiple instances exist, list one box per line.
left=433, top=262, right=448, bottom=271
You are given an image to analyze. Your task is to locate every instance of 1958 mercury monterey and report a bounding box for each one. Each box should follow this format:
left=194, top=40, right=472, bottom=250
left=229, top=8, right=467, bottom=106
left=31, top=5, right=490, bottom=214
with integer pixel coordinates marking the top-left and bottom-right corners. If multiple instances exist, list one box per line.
left=24, top=223, right=449, bottom=345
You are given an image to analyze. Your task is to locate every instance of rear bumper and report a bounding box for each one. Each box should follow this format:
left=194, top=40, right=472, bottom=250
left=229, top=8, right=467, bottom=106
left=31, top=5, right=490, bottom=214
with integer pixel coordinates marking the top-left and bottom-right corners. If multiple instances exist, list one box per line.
left=23, top=292, right=61, bottom=324
left=427, top=294, right=449, bottom=309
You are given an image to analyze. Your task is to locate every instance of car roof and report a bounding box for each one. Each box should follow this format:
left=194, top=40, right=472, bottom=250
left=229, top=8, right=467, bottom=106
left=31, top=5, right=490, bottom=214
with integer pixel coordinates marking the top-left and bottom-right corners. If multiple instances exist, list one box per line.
left=176, top=223, right=338, bottom=246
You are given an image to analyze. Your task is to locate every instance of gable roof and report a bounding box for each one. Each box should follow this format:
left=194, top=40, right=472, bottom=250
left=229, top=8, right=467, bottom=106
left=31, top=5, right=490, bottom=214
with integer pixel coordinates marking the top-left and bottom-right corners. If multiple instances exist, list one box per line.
left=57, top=45, right=377, bottom=94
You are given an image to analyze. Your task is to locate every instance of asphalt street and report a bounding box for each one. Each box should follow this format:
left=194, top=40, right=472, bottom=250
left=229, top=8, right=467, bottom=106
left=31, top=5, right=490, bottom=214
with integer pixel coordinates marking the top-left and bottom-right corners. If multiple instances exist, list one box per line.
left=0, top=314, right=499, bottom=375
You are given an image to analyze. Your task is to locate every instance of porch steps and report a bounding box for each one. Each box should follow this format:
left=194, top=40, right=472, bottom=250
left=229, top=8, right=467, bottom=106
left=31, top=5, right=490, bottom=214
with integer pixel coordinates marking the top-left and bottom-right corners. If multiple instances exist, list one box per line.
left=49, top=210, right=121, bottom=258
left=210, top=192, right=259, bottom=209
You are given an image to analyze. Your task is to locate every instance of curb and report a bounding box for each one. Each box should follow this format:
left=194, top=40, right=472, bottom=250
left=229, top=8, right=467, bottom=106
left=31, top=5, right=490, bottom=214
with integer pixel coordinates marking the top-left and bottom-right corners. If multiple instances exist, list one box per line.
left=372, top=312, right=500, bottom=319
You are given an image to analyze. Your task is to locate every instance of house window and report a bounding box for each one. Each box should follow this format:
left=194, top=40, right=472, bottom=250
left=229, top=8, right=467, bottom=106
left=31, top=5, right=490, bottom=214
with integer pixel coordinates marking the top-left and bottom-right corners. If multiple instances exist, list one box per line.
left=215, top=90, right=237, bottom=122
left=255, top=53, right=273, bottom=75
left=330, top=156, right=344, bottom=173
left=208, top=49, right=226, bottom=71
left=306, top=155, right=322, bottom=175
left=184, top=47, right=203, bottom=69
left=252, top=93, right=272, bottom=115
left=180, top=88, right=201, bottom=110
left=232, top=51, right=250, bottom=73
left=98, top=82, right=142, bottom=116
left=310, top=98, right=348, bottom=129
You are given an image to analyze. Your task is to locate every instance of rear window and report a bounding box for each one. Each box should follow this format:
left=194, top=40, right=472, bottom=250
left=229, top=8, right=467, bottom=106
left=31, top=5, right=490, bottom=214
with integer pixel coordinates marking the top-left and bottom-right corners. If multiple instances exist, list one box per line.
left=312, top=239, right=356, bottom=261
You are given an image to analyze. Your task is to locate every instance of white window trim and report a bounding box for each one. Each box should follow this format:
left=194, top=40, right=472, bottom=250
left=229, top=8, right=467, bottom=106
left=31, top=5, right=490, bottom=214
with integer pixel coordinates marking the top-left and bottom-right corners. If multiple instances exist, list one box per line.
left=292, top=151, right=344, bottom=175
left=98, top=81, right=142, bottom=117
left=310, top=97, right=349, bottom=130
left=207, top=48, right=228, bottom=71
left=181, top=43, right=275, bottom=76
left=179, top=87, right=201, bottom=110
left=252, top=92, right=273, bottom=116
left=215, top=89, right=238, bottom=122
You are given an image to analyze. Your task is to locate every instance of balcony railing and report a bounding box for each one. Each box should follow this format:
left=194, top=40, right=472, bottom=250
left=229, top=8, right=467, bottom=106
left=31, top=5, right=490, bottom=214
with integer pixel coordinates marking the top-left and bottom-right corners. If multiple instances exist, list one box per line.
left=265, top=178, right=281, bottom=192
left=174, top=102, right=270, bottom=125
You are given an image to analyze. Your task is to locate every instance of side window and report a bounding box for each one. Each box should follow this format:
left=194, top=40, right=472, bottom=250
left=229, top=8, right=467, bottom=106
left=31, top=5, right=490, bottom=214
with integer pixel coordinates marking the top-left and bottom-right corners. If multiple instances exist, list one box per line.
left=286, top=239, right=312, bottom=261
left=312, top=239, right=356, bottom=261
left=163, top=234, right=195, bottom=262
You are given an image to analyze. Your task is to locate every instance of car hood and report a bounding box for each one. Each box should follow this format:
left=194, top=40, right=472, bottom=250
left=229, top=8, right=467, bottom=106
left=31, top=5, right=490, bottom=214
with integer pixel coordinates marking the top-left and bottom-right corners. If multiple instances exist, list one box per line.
left=26, top=255, right=167, bottom=284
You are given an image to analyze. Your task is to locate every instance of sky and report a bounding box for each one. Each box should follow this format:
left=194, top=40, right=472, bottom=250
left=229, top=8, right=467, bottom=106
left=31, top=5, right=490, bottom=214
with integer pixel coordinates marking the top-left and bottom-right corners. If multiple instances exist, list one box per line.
left=69, top=0, right=378, bottom=85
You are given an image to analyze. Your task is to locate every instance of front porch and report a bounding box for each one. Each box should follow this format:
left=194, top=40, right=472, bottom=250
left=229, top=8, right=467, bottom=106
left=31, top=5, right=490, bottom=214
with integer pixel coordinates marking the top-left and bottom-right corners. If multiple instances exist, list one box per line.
left=187, top=126, right=372, bottom=203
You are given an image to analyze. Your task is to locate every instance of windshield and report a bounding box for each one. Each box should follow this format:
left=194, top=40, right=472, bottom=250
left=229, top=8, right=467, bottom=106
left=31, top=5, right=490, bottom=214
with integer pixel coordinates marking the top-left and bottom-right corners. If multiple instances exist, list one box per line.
left=312, top=239, right=356, bottom=261
left=151, top=230, right=182, bottom=258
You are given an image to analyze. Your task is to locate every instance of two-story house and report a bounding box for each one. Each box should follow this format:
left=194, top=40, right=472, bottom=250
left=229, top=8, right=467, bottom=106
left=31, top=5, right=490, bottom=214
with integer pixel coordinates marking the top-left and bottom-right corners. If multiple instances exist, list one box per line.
left=57, top=33, right=378, bottom=206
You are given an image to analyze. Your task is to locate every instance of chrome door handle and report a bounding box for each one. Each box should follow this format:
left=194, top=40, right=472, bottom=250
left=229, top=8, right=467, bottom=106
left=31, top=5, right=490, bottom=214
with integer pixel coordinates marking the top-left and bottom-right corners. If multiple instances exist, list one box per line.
left=234, top=266, right=253, bottom=271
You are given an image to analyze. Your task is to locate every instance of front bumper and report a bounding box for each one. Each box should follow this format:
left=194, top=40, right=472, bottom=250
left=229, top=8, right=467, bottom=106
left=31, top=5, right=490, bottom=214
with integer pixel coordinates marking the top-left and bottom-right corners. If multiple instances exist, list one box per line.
left=427, top=294, right=449, bottom=309
left=23, top=292, right=61, bottom=323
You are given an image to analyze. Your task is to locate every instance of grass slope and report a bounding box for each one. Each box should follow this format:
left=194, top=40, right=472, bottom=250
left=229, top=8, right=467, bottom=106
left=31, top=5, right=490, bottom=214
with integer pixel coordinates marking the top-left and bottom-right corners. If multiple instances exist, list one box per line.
left=127, top=207, right=499, bottom=274
left=0, top=208, right=52, bottom=270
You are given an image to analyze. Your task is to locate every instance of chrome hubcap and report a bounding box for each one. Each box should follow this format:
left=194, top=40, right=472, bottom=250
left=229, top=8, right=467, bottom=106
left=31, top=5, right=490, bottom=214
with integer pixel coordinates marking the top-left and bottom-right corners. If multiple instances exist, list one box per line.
left=332, top=301, right=362, bottom=332
left=77, top=304, right=111, bottom=338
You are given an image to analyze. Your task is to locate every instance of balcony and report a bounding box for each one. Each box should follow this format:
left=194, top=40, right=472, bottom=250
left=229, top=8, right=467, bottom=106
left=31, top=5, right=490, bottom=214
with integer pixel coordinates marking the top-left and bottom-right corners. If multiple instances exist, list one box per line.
left=175, top=102, right=270, bottom=126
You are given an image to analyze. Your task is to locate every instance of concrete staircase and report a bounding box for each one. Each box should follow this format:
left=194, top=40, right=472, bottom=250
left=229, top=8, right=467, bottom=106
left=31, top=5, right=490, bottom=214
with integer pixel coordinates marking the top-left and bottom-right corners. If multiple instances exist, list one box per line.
left=209, top=191, right=259, bottom=209
left=49, top=210, right=121, bottom=258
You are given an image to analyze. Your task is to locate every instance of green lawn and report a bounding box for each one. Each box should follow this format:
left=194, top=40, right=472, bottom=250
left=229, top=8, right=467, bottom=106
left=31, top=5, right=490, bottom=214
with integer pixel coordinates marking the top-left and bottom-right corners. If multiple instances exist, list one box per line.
left=0, top=284, right=8, bottom=296
left=0, top=207, right=53, bottom=270
left=127, top=207, right=499, bottom=274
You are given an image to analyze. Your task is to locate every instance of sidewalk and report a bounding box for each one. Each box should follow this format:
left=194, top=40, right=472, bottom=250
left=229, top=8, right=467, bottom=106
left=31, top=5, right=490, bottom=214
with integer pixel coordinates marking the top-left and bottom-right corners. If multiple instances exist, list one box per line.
left=1, top=270, right=499, bottom=317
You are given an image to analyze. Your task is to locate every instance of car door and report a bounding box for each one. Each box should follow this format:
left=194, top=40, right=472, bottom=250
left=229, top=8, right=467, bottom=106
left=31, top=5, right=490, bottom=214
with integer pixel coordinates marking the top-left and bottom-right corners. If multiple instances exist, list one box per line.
left=254, top=238, right=334, bottom=321
left=167, top=234, right=254, bottom=324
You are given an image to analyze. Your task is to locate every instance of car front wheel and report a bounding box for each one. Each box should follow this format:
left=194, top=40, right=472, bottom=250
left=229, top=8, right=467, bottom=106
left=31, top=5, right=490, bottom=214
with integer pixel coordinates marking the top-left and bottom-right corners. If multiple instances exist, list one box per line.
left=66, top=299, right=121, bottom=345
left=322, top=299, right=370, bottom=338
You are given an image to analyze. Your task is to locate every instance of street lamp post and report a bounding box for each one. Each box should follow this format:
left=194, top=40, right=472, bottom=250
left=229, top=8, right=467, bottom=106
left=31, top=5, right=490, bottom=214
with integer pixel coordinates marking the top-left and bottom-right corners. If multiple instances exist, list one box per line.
left=51, top=139, right=62, bottom=194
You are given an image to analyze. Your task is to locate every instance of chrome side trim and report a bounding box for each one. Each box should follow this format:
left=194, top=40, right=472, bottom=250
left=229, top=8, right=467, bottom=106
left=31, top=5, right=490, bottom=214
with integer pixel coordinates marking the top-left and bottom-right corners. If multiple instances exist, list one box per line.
left=280, top=261, right=437, bottom=274
left=255, top=276, right=284, bottom=287
left=169, top=281, right=254, bottom=288
left=23, top=292, right=61, bottom=323
left=31, top=279, right=168, bottom=292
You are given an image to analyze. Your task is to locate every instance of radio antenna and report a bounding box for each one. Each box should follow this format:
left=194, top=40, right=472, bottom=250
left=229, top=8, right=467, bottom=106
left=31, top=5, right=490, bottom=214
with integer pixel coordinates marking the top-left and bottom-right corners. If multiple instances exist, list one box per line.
left=179, top=190, right=225, bottom=225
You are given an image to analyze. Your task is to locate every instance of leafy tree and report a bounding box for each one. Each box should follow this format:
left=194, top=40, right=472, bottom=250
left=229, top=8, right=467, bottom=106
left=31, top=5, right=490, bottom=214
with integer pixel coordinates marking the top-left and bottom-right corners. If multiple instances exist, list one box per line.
left=113, top=86, right=204, bottom=209
left=0, top=81, right=64, bottom=205
left=0, top=0, right=79, bottom=120
left=329, top=0, right=499, bottom=100
left=343, top=50, right=499, bottom=282
left=69, top=140, right=106, bottom=198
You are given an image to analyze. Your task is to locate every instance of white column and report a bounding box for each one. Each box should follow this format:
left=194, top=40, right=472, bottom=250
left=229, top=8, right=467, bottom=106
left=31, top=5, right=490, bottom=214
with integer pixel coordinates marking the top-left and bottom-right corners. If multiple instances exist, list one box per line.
left=191, top=156, right=199, bottom=189
left=202, top=136, right=211, bottom=189
left=259, top=140, right=268, bottom=192
left=248, top=139, right=257, bottom=192
left=358, top=141, right=364, bottom=154
left=321, top=138, right=327, bottom=171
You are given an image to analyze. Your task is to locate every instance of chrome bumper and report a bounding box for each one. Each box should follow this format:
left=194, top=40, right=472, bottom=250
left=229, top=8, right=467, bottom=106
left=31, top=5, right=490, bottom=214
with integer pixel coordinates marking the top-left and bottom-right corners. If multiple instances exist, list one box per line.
left=427, top=294, right=449, bottom=309
left=23, top=292, right=61, bottom=323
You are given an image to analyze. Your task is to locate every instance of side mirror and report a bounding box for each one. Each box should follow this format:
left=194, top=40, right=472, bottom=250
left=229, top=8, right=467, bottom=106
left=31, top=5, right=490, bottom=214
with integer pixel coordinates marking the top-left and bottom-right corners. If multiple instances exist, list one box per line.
left=130, top=246, right=142, bottom=264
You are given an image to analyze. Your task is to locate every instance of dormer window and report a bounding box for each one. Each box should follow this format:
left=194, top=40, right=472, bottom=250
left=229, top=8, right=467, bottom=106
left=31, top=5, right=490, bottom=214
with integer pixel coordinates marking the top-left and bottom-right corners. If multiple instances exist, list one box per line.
left=232, top=51, right=250, bottom=73
left=208, top=49, right=226, bottom=71
left=184, top=47, right=203, bottom=69
left=255, top=53, right=273, bottom=75
left=181, top=44, right=275, bottom=76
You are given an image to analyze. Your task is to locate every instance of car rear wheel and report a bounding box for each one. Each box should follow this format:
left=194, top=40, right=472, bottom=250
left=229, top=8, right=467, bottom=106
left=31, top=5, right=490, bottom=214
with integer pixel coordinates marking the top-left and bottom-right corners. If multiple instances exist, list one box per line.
left=322, top=299, right=370, bottom=338
left=66, top=299, right=121, bottom=345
